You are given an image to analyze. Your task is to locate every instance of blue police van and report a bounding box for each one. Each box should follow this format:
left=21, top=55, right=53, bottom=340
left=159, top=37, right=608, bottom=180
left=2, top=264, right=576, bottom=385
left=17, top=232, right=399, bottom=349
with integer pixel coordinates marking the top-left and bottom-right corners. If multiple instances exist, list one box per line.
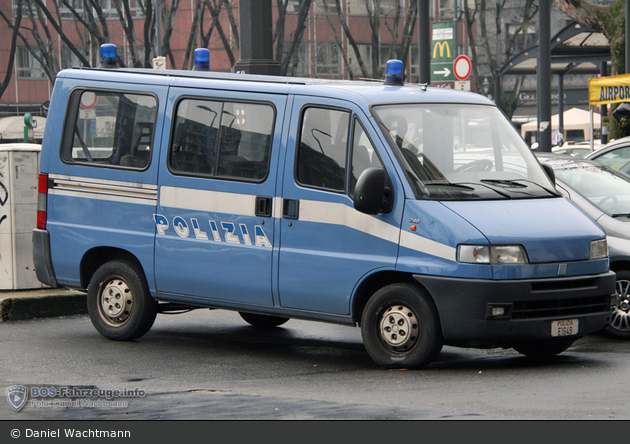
left=33, top=45, right=616, bottom=369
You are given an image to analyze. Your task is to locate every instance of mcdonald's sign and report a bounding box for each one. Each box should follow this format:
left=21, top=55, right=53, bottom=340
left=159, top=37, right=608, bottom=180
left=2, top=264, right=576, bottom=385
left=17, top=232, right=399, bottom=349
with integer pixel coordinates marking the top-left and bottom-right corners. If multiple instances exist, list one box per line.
left=431, top=21, right=455, bottom=82
left=433, top=41, right=451, bottom=59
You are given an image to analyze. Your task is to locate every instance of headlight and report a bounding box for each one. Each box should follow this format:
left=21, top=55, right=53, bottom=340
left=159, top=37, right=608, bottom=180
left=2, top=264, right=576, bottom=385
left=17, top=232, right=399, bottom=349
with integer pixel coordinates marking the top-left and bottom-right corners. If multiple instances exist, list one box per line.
left=457, top=245, right=490, bottom=263
left=458, top=245, right=528, bottom=265
left=590, top=238, right=608, bottom=260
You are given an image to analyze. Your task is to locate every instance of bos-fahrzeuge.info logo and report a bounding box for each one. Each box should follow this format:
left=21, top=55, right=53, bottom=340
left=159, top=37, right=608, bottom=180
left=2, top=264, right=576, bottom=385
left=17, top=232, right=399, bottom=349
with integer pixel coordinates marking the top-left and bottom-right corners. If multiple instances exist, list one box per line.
left=6, top=385, right=28, bottom=411
left=6, top=385, right=146, bottom=411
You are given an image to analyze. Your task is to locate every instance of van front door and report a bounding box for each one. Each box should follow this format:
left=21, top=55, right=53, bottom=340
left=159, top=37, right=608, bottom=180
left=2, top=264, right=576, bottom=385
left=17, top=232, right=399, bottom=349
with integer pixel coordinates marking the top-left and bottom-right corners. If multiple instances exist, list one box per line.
left=278, top=97, right=401, bottom=316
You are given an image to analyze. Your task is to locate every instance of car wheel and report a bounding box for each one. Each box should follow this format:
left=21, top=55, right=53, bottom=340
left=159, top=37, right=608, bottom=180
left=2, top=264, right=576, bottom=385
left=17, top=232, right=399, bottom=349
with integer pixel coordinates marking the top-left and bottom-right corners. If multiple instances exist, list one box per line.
left=361, top=283, right=443, bottom=369
left=239, top=312, right=289, bottom=328
left=605, top=269, right=630, bottom=339
left=512, top=339, right=575, bottom=359
left=87, top=260, right=157, bottom=341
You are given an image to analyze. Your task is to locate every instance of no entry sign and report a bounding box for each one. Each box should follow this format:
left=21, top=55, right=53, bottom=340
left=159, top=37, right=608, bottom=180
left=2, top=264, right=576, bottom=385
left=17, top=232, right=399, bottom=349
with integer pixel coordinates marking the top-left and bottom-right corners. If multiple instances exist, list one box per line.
left=454, top=55, right=472, bottom=81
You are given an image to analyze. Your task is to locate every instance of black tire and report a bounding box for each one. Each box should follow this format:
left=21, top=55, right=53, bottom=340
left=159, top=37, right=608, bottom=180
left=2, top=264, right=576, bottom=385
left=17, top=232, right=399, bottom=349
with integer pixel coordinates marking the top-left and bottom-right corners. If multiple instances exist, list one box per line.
left=512, top=339, right=575, bottom=359
left=361, top=283, right=443, bottom=369
left=605, top=269, right=630, bottom=339
left=87, top=260, right=157, bottom=341
left=239, top=312, right=289, bottom=328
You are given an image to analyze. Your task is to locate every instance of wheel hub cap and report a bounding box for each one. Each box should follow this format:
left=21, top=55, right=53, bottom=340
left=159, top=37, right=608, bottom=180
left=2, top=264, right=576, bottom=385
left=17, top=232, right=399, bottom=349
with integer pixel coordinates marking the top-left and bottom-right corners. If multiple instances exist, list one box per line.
left=100, top=279, right=132, bottom=324
left=611, top=279, right=630, bottom=333
left=379, top=305, right=419, bottom=350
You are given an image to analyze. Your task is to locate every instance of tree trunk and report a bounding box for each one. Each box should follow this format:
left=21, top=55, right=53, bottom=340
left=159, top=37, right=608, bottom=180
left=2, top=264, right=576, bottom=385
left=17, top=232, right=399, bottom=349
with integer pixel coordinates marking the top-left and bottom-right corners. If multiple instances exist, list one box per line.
left=0, top=6, right=22, bottom=101
left=555, top=0, right=624, bottom=138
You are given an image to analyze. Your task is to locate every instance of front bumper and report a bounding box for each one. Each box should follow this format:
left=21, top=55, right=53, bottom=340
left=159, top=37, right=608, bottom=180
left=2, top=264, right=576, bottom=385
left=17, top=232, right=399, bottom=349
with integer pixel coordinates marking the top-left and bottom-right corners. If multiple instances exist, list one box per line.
left=414, top=271, right=616, bottom=347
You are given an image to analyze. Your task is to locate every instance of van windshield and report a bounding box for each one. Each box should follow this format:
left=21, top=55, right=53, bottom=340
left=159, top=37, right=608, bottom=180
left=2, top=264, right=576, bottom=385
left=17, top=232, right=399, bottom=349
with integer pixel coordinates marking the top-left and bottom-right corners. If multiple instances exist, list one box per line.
left=373, top=103, right=558, bottom=200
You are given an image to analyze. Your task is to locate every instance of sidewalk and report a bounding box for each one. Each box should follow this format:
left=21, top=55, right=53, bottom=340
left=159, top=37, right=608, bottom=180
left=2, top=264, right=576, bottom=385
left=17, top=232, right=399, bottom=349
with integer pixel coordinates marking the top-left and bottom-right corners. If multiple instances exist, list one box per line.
left=0, top=288, right=87, bottom=322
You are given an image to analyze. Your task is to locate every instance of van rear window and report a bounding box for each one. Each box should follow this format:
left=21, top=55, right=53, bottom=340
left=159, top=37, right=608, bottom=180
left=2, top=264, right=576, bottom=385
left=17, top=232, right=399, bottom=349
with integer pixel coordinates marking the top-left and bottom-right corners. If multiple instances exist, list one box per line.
left=61, top=90, right=157, bottom=169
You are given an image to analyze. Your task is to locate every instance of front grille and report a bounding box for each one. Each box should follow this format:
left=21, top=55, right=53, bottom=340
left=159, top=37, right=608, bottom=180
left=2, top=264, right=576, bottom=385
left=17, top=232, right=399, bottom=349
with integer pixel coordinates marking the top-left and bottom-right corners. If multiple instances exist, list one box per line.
left=512, top=295, right=610, bottom=320
left=531, top=278, right=598, bottom=292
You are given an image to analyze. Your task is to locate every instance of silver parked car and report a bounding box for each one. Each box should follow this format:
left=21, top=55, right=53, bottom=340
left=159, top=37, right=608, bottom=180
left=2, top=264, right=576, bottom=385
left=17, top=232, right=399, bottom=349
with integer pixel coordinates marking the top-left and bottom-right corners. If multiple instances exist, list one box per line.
left=537, top=153, right=630, bottom=338
left=585, top=135, right=630, bottom=175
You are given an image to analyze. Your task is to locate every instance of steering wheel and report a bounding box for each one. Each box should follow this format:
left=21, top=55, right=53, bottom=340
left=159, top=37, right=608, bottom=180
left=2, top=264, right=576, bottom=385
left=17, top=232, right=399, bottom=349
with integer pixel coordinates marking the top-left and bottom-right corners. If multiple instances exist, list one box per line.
left=455, top=159, right=493, bottom=173
left=597, top=194, right=618, bottom=208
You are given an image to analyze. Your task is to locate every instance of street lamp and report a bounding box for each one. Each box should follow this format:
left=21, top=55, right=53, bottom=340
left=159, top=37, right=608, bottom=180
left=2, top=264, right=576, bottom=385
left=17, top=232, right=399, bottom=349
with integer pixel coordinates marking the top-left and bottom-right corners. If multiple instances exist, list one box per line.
left=155, top=0, right=162, bottom=58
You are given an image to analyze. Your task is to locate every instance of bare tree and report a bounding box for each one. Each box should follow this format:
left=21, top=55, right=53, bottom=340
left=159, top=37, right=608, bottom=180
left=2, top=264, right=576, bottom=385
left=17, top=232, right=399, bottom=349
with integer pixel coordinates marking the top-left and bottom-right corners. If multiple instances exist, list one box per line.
left=0, top=3, right=22, bottom=101
left=275, top=0, right=313, bottom=75
left=183, top=0, right=204, bottom=70
left=321, top=0, right=415, bottom=79
left=555, top=0, right=624, bottom=137
left=327, top=0, right=370, bottom=78
left=1, top=0, right=77, bottom=85
left=160, top=0, right=184, bottom=68
left=463, top=0, right=538, bottom=119
left=114, top=0, right=142, bottom=67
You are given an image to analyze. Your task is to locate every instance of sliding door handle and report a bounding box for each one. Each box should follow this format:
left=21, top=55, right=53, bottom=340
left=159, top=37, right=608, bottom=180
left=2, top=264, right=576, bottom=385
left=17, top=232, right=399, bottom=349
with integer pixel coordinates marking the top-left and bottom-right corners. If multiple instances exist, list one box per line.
left=282, top=198, right=299, bottom=219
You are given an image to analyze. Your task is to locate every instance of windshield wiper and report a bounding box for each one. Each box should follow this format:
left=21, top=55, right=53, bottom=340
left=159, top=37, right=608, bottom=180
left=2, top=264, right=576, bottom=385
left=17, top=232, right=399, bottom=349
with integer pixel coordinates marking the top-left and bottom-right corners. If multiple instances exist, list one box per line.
left=480, top=179, right=559, bottom=197
left=424, top=183, right=476, bottom=191
left=612, top=213, right=630, bottom=219
left=424, top=182, right=512, bottom=199
left=480, top=179, right=527, bottom=188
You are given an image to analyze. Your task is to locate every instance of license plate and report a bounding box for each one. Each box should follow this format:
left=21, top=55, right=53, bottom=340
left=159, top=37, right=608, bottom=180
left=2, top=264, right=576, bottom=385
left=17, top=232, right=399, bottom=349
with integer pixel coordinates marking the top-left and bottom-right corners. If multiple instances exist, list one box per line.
left=551, top=319, right=578, bottom=337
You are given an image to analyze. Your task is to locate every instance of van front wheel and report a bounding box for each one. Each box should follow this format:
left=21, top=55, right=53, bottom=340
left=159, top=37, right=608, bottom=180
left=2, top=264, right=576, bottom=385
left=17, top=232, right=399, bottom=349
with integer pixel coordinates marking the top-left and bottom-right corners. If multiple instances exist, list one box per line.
left=361, top=283, right=443, bottom=369
left=87, top=260, right=157, bottom=341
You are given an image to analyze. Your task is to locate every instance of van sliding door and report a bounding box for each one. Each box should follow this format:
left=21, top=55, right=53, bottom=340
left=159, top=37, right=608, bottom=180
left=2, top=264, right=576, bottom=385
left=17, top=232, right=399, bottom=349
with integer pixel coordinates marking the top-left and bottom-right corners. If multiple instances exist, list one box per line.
left=153, top=87, right=287, bottom=307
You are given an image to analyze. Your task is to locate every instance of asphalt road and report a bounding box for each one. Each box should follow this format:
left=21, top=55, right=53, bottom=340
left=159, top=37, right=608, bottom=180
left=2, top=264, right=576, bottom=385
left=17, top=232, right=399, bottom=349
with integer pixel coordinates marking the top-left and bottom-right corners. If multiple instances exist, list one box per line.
left=1, top=309, right=629, bottom=420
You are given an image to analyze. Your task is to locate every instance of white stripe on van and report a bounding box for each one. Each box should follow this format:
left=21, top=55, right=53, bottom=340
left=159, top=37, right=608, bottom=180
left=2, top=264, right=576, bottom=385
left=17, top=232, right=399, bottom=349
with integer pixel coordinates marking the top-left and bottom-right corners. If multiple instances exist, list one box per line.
left=49, top=174, right=158, bottom=204
left=160, top=186, right=257, bottom=216
left=299, top=200, right=456, bottom=260
left=159, top=186, right=456, bottom=261
left=399, top=230, right=457, bottom=262
left=49, top=174, right=158, bottom=191
left=298, top=199, right=400, bottom=244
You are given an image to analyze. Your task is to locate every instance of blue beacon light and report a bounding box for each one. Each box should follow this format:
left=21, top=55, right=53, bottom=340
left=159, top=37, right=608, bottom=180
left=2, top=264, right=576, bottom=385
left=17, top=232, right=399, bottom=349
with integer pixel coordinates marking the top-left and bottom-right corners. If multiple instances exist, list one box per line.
left=193, top=48, right=210, bottom=71
left=99, top=43, right=118, bottom=68
left=384, top=59, right=404, bottom=85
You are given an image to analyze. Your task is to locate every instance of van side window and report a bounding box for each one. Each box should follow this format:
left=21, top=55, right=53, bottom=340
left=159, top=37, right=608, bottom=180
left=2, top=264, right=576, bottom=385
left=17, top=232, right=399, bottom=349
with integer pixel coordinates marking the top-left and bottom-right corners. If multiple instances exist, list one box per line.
left=297, top=107, right=350, bottom=192
left=170, top=99, right=275, bottom=182
left=350, top=119, right=383, bottom=196
left=61, top=90, right=157, bottom=169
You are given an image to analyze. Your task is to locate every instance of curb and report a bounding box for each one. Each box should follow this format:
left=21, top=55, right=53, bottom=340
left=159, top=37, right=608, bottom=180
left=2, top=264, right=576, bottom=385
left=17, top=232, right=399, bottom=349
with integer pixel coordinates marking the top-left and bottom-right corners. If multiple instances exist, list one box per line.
left=0, top=289, right=87, bottom=322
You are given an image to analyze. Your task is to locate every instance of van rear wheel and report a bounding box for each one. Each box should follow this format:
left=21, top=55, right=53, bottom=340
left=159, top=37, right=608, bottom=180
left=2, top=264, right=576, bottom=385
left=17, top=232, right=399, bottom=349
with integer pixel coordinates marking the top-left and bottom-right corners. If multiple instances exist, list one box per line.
left=87, top=260, right=157, bottom=341
left=361, top=283, right=443, bottom=369
left=239, top=312, right=289, bottom=328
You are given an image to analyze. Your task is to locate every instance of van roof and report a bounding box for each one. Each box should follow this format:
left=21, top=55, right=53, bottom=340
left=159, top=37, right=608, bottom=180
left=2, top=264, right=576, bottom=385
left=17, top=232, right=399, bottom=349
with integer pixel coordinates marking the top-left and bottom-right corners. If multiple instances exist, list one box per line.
left=58, top=67, right=494, bottom=106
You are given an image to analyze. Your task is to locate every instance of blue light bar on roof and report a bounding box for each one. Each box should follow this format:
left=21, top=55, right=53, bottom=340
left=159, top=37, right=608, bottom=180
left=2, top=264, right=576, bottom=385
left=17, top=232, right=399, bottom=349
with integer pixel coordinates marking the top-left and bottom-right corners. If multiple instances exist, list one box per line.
left=100, top=43, right=118, bottom=69
left=384, top=59, right=404, bottom=85
left=193, top=48, right=210, bottom=71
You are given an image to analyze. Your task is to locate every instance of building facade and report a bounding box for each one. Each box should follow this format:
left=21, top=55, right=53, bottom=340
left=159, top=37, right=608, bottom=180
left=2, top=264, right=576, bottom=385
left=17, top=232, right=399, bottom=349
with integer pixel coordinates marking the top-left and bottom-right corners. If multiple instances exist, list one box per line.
left=0, top=0, right=480, bottom=120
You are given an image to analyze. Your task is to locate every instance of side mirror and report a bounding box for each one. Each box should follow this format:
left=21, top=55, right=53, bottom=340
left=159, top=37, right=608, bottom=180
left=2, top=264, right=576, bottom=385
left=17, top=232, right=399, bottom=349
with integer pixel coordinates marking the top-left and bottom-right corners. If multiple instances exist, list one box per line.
left=541, top=163, right=556, bottom=185
left=530, top=142, right=540, bottom=151
left=353, top=168, right=392, bottom=215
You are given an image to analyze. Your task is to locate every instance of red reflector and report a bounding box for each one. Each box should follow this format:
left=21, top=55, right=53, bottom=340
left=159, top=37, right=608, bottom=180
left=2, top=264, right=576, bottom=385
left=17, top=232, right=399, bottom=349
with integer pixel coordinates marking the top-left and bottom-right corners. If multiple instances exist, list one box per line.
left=37, top=210, right=47, bottom=230
left=37, top=173, right=48, bottom=230
left=38, top=173, right=48, bottom=193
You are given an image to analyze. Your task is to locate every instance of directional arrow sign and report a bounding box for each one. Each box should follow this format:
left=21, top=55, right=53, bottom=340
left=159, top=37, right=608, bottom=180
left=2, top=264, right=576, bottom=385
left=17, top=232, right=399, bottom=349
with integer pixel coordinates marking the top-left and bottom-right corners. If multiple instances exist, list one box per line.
left=434, top=67, right=451, bottom=77
left=430, top=21, right=455, bottom=82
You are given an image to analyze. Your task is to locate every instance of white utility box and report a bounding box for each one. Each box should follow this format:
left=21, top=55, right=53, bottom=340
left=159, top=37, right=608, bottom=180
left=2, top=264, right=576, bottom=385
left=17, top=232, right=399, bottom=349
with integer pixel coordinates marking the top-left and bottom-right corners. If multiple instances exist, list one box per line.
left=0, top=143, right=43, bottom=290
